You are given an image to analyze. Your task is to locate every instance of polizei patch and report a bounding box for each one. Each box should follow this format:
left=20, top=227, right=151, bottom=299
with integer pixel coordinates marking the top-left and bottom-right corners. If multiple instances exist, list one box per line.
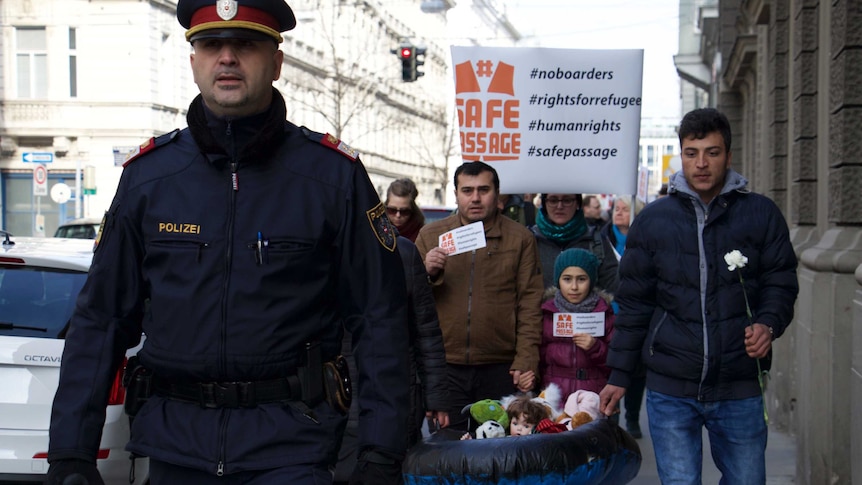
left=366, top=202, right=397, bottom=252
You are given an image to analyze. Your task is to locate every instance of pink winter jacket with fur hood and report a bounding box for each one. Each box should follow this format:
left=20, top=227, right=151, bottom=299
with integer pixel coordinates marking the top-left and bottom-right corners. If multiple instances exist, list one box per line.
left=539, top=296, right=615, bottom=395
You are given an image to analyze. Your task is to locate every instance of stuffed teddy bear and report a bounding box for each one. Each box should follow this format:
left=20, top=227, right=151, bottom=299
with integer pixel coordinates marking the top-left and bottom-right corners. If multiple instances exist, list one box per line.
left=556, top=390, right=601, bottom=430
left=568, top=411, right=594, bottom=429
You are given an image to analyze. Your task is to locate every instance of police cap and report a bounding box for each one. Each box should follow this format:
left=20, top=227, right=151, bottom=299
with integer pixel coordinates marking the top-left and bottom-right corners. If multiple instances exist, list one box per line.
left=177, top=0, right=296, bottom=44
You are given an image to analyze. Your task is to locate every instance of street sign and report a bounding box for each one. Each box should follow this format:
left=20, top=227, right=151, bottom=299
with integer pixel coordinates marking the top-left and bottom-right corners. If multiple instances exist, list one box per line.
left=23, top=152, right=54, bottom=163
left=50, top=182, right=72, bottom=203
left=33, top=164, right=48, bottom=196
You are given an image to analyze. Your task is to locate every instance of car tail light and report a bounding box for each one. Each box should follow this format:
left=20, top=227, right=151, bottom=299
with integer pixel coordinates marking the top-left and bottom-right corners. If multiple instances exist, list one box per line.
left=107, top=357, right=128, bottom=406
left=0, top=257, right=25, bottom=264
left=33, top=449, right=109, bottom=460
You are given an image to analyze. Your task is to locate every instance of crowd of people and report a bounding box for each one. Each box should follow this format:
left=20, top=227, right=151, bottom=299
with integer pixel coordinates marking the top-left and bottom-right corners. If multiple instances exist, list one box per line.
left=43, top=0, right=798, bottom=484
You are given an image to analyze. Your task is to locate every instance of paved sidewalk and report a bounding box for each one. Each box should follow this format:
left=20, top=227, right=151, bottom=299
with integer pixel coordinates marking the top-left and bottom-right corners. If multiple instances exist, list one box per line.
left=625, top=404, right=797, bottom=484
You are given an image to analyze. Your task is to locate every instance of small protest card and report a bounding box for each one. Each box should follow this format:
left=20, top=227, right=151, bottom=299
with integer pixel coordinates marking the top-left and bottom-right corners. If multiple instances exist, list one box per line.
left=439, top=221, right=487, bottom=256
left=552, top=312, right=606, bottom=337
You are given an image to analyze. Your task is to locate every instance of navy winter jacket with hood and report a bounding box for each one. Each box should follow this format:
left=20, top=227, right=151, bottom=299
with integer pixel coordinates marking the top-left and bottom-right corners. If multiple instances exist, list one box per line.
left=606, top=169, right=798, bottom=401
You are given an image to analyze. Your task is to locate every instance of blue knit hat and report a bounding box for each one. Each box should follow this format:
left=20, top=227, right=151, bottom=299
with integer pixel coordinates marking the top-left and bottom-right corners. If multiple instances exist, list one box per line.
left=554, top=248, right=599, bottom=288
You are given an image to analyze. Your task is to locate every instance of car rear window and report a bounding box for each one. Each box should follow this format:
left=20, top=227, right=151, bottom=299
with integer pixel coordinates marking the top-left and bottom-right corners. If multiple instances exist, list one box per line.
left=421, top=208, right=456, bottom=224
left=0, top=267, right=87, bottom=338
left=55, top=224, right=97, bottom=239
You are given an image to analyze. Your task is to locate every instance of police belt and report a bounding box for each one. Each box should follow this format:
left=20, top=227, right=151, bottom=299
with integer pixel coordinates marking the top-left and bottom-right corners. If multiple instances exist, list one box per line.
left=152, top=374, right=301, bottom=409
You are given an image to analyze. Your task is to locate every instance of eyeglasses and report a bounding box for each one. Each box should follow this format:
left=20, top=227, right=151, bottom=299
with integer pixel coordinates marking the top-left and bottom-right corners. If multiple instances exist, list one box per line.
left=545, top=197, right=577, bottom=207
left=385, top=206, right=412, bottom=217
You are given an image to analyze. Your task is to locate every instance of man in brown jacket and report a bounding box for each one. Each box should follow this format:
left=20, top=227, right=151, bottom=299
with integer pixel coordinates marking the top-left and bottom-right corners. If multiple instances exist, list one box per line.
left=416, top=161, right=544, bottom=431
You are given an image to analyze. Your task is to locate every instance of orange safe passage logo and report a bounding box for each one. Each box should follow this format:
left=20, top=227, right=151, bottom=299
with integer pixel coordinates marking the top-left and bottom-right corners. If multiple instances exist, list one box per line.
left=455, top=60, right=520, bottom=161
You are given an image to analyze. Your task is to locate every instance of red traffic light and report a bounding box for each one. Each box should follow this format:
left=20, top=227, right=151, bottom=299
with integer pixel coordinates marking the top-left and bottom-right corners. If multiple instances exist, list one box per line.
left=400, top=47, right=413, bottom=58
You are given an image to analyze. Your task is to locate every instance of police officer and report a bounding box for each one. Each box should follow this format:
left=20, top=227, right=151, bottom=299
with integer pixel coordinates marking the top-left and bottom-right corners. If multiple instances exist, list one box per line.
left=45, top=1, right=409, bottom=483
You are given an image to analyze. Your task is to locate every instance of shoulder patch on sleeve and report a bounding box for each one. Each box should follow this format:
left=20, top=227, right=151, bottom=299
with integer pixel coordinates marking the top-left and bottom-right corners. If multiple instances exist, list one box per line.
left=366, top=202, right=397, bottom=252
left=318, top=133, right=359, bottom=161
left=123, top=129, right=180, bottom=167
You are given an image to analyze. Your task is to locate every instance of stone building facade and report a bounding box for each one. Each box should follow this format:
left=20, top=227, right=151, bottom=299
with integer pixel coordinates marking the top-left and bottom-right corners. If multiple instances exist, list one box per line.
left=0, top=0, right=518, bottom=236
left=680, top=0, right=862, bottom=483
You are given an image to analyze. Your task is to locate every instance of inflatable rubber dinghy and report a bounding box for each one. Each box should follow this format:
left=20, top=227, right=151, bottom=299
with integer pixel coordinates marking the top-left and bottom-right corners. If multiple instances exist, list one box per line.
left=403, top=419, right=641, bottom=484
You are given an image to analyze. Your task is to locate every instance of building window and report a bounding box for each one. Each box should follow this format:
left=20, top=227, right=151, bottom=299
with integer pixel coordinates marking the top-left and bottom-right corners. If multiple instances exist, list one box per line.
left=16, top=27, right=48, bottom=99
left=69, top=28, right=77, bottom=97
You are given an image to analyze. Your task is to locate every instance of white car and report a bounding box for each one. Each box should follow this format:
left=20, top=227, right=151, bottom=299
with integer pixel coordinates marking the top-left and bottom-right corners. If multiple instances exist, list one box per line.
left=53, top=217, right=103, bottom=240
left=0, top=235, right=148, bottom=484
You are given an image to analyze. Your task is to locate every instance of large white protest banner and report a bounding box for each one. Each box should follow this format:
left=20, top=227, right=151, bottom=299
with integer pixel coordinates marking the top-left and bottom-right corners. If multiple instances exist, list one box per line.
left=450, top=46, right=643, bottom=194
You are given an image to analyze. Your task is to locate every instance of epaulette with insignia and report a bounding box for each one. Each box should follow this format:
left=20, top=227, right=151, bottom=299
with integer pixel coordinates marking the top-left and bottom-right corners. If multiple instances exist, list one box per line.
left=315, top=132, right=359, bottom=162
left=123, top=129, right=180, bottom=167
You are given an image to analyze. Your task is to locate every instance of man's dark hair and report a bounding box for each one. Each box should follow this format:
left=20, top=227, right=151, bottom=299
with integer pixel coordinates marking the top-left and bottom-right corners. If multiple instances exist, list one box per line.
left=454, top=161, right=500, bottom=192
left=678, top=108, right=732, bottom=152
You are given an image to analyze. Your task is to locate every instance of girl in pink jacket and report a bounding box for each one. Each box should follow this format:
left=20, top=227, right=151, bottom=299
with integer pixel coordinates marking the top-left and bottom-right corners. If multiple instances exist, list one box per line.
left=539, top=248, right=615, bottom=396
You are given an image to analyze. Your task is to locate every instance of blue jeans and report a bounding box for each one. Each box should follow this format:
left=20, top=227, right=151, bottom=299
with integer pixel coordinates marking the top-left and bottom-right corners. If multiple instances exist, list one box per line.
left=647, top=389, right=767, bottom=485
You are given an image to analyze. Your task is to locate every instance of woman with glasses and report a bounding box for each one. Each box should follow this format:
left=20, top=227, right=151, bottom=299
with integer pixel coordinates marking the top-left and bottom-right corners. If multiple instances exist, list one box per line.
left=529, top=193, right=620, bottom=295
left=385, top=178, right=426, bottom=242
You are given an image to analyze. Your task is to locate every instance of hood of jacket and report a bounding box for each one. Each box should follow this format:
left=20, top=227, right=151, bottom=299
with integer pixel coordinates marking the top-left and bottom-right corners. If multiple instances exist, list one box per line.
left=668, top=168, right=749, bottom=206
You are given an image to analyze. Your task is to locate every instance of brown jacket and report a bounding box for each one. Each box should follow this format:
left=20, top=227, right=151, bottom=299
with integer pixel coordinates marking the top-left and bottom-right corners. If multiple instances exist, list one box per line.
left=415, top=211, right=544, bottom=374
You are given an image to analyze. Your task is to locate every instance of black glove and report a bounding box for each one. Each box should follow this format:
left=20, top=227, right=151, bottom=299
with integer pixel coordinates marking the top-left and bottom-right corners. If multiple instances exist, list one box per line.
left=45, top=459, right=105, bottom=485
left=348, top=449, right=403, bottom=485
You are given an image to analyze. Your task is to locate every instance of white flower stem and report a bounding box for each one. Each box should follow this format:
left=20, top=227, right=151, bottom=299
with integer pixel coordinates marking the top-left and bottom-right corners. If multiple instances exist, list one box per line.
left=738, top=272, right=769, bottom=425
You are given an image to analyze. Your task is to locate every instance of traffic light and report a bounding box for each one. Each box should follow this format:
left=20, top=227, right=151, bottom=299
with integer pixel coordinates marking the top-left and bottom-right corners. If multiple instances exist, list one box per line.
left=392, top=41, right=426, bottom=82
left=415, top=46, right=427, bottom=80
left=396, top=42, right=417, bottom=82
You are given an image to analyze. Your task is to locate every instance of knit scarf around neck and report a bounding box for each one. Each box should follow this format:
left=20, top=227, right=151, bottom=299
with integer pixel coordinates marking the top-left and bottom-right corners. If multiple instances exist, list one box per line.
left=612, top=224, right=627, bottom=256
left=396, top=217, right=422, bottom=243
left=536, top=208, right=587, bottom=244
left=554, top=289, right=601, bottom=313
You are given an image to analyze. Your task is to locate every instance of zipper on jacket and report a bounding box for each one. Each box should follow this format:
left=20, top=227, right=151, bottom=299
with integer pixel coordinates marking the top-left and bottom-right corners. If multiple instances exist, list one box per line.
left=693, top=200, right=710, bottom=398
left=648, top=311, right=669, bottom=356
left=466, top=249, right=476, bottom=363
left=149, top=239, right=210, bottom=262
left=197, top=242, right=209, bottom=262
left=231, top=161, right=239, bottom=192
left=218, top=149, right=239, bottom=377
left=216, top=410, right=230, bottom=476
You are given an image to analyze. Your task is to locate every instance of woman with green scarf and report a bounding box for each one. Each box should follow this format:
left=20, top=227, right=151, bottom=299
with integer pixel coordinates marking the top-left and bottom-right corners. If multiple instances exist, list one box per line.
left=529, top=193, right=620, bottom=295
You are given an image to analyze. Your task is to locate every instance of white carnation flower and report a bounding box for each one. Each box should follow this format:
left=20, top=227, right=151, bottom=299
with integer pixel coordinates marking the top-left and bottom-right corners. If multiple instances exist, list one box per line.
left=724, top=250, right=748, bottom=271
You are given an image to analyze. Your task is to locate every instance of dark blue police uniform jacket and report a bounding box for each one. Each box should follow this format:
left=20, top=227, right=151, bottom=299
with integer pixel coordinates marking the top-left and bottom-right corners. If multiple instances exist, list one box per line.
left=47, top=92, right=409, bottom=475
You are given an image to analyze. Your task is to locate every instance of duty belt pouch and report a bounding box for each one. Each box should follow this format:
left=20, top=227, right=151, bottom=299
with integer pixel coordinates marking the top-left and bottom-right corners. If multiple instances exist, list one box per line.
left=122, top=356, right=153, bottom=417
left=298, top=341, right=324, bottom=407
left=323, top=355, right=352, bottom=415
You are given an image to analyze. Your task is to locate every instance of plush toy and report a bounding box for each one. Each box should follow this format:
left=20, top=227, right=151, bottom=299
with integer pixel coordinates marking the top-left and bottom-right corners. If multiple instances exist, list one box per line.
left=532, top=383, right=563, bottom=420
left=461, top=399, right=509, bottom=430
left=569, top=411, right=594, bottom=429
left=565, top=390, right=601, bottom=420
left=555, top=390, right=602, bottom=430
left=475, top=420, right=506, bottom=439
left=501, top=383, right=564, bottom=422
